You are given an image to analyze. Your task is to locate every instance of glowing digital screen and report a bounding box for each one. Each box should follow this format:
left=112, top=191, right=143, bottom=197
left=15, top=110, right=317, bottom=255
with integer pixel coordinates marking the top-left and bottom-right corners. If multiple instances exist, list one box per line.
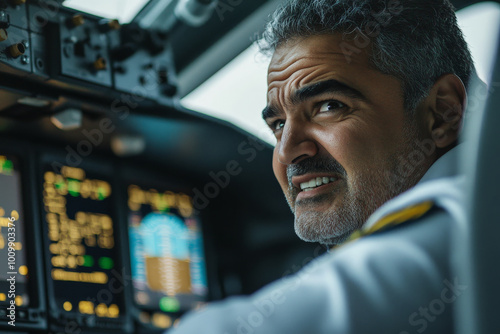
left=42, top=164, right=122, bottom=318
left=0, top=155, right=29, bottom=307
left=128, top=185, right=207, bottom=313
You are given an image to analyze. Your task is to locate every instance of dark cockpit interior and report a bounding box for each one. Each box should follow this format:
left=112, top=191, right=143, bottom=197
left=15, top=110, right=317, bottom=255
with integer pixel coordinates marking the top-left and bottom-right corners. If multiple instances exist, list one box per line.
left=0, top=0, right=498, bottom=333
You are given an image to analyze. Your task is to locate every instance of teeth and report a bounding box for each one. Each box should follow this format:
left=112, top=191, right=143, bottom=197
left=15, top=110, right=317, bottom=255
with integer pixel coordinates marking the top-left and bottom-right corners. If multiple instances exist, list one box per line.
left=300, top=177, right=337, bottom=190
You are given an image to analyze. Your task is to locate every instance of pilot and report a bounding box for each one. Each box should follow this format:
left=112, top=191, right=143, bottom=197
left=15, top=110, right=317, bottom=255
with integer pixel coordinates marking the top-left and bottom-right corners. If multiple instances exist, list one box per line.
left=170, top=0, right=471, bottom=332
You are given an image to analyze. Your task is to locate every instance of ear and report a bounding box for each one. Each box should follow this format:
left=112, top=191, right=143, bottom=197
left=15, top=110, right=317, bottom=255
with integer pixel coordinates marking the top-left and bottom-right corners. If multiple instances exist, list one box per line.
left=424, top=74, right=466, bottom=149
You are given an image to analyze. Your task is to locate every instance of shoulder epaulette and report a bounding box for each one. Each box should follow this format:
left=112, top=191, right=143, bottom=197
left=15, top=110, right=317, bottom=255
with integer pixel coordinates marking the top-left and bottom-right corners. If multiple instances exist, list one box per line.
left=339, top=200, right=435, bottom=246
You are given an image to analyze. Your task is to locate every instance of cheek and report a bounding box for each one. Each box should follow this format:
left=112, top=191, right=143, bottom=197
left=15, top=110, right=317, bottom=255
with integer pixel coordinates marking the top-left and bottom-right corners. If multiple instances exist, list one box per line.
left=314, top=122, right=381, bottom=174
left=272, top=149, right=288, bottom=189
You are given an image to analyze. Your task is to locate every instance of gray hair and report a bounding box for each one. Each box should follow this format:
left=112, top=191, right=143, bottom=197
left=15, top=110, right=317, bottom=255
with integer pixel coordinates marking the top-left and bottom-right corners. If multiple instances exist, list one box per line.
left=261, top=0, right=474, bottom=112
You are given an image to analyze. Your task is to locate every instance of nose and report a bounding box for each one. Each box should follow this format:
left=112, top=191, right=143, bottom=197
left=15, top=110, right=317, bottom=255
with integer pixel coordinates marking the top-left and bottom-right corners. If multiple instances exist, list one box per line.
left=277, top=119, right=318, bottom=165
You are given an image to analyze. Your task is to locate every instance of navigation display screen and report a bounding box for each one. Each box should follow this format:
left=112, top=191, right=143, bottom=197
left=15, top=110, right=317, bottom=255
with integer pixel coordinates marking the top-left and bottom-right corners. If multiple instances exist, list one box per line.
left=41, top=164, right=123, bottom=318
left=127, top=185, right=207, bottom=314
left=0, top=155, right=29, bottom=308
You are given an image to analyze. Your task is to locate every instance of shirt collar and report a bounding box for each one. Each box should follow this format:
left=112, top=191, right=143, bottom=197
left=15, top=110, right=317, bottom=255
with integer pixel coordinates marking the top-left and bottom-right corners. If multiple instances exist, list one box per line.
left=417, top=144, right=461, bottom=184
left=358, top=144, right=463, bottom=233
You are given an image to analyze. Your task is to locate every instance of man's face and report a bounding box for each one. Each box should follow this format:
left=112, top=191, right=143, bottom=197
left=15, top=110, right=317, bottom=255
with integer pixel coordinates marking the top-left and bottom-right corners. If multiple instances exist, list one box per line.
left=264, top=34, right=432, bottom=245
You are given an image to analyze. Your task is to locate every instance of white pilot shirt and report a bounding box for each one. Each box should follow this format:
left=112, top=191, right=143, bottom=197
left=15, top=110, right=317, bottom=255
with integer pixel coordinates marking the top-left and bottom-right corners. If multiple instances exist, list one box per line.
left=168, top=146, right=465, bottom=334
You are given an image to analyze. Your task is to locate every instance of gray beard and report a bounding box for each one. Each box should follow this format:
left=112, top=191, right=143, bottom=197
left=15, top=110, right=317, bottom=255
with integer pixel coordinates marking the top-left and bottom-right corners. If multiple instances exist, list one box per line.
left=286, top=119, right=429, bottom=246
left=292, top=166, right=408, bottom=245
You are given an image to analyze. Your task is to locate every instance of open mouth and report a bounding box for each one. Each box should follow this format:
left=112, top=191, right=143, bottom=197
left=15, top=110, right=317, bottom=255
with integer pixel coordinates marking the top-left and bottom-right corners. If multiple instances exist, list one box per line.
left=300, top=177, right=338, bottom=192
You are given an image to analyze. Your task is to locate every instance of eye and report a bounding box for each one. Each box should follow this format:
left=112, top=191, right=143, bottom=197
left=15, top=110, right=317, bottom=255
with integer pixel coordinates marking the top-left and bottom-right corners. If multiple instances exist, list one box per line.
left=270, top=119, right=285, bottom=132
left=318, top=100, right=347, bottom=113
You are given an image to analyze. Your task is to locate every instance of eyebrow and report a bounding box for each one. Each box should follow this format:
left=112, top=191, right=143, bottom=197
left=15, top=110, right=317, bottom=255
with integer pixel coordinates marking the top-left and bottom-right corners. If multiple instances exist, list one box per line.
left=293, top=79, right=367, bottom=104
left=262, top=105, right=280, bottom=121
left=262, top=79, right=367, bottom=121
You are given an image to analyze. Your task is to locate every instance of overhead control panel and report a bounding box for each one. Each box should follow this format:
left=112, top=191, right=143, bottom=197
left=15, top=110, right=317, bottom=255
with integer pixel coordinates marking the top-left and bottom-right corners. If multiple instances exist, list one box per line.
left=0, top=0, right=178, bottom=119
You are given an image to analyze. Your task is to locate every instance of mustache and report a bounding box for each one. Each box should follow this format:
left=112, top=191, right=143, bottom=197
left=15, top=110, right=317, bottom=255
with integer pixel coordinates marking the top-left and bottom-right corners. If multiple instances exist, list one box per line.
left=286, top=155, right=346, bottom=187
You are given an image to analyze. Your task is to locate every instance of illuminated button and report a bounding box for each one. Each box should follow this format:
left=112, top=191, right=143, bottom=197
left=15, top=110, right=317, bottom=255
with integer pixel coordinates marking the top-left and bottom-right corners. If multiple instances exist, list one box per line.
left=95, top=303, right=107, bottom=317
left=152, top=313, right=172, bottom=329
left=159, top=297, right=180, bottom=313
left=49, top=243, right=59, bottom=254
left=8, top=43, right=26, bottom=58
left=67, top=179, right=81, bottom=197
left=1, top=158, right=13, bottom=175
left=67, top=255, right=77, bottom=268
left=63, top=301, right=72, bottom=311
left=0, top=29, right=7, bottom=42
left=75, top=212, right=87, bottom=224
left=19, top=265, right=28, bottom=275
left=94, top=57, right=107, bottom=70
left=55, top=180, right=67, bottom=192
left=10, top=210, right=19, bottom=221
left=79, top=301, right=94, bottom=314
left=98, top=257, right=114, bottom=270
left=135, top=291, right=149, bottom=305
left=108, top=304, right=119, bottom=318
left=0, top=293, right=6, bottom=301
left=15, top=295, right=23, bottom=306
left=70, top=14, right=85, bottom=27
left=138, top=311, right=150, bottom=323
left=85, top=236, right=96, bottom=247
left=101, top=216, right=112, bottom=230
left=44, top=172, right=55, bottom=183
left=0, top=207, right=4, bottom=217
left=61, top=166, right=85, bottom=180
left=69, top=244, right=81, bottom=255
left=82, top=255, right=94, bottom=267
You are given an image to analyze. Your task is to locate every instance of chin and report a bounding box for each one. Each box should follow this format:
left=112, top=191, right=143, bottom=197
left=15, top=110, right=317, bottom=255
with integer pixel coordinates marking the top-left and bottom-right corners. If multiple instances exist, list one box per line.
left=293, top=207, right=362, bottom=246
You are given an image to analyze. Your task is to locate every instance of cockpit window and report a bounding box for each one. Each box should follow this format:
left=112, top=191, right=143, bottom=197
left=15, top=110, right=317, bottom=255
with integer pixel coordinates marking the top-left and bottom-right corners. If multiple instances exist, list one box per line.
left=63, top=0, right=150, bottom=23
left=181, top=43, right=274, bottom=145
left=456, top=2, right=500, bottom=84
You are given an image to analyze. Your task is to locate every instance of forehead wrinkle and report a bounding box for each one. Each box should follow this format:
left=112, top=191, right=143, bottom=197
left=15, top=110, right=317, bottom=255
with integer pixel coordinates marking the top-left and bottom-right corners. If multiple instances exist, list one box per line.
left=268, top=51, right=367, bottom=93
left=268, top=58, right=317, bottom=86
left=267, top=63, right=326, bottom=94
left=267, top=49, right=348, bottom=77
left=268, top=73, right=309, bottom=113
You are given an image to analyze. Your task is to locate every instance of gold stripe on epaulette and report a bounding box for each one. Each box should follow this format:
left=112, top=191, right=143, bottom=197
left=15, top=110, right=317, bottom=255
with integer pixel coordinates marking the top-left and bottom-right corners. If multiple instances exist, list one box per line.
left=339, top=200, right=435, bottom=246
left=365, top=200, right=434, bottom=235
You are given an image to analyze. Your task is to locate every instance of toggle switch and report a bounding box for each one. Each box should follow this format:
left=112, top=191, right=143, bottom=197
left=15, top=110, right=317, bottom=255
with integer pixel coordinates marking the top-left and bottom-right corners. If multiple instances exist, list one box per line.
left=0, top=28, right=7, bottom=42
left=94, top=57, right=107, bottom=70
left=99, top=19, right=120, bottom=32
left=8, top=42, right=25, bottom=58
left=69, top=14, right=85, bottom=28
